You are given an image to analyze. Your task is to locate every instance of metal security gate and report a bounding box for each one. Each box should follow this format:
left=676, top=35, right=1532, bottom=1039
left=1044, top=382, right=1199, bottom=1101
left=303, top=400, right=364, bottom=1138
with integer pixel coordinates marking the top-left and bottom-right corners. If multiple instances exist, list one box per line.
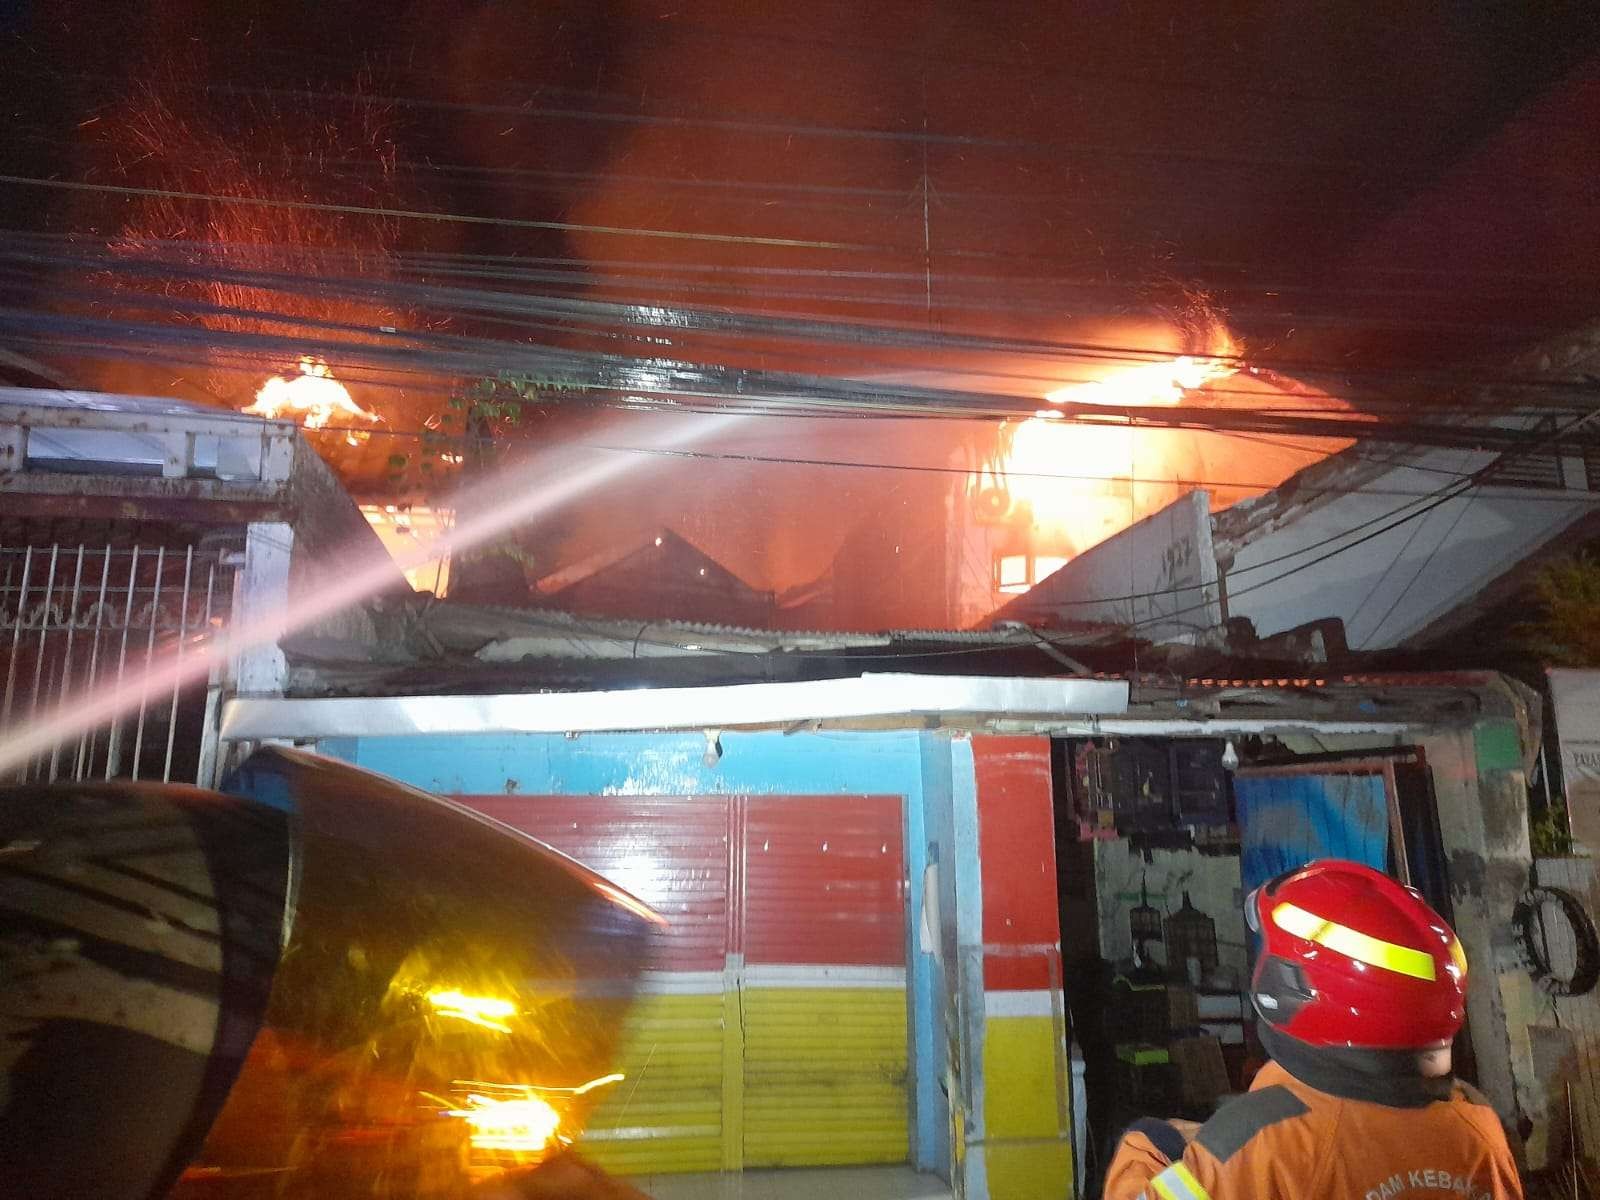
left=1, top=540, right=235, bottom=785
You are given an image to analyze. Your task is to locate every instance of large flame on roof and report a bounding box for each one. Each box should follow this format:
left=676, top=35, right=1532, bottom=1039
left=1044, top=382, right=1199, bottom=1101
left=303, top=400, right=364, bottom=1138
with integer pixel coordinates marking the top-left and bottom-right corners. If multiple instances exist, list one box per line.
left=1043, top=353, right=1236, bottom=409
left=998, top=349, right=1241, bottom=557
left=243, top=356, right=381, bottom=443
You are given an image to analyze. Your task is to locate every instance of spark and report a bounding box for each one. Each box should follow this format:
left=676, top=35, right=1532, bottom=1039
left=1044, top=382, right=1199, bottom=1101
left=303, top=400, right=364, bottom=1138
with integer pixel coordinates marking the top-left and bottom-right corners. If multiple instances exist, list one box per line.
left=453, top=1073, right=626, bottom=1097
left=440, top=1075, right=624, bottom=1157
left=1042, top=354, right=1235, bottom=409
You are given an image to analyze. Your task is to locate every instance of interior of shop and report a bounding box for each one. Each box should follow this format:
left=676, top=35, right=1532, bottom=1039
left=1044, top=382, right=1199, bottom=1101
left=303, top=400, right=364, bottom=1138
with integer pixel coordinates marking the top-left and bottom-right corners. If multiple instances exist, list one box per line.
left=1051, top=734, right=1455, bottom=1195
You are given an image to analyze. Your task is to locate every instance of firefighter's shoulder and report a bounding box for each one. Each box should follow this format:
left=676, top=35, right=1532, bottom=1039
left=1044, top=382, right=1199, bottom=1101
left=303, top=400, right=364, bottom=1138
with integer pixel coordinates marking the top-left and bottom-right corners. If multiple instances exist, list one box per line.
left=1450, top=1080, right=1521, bottom=1154
left=1192, top=1083, right=1313, bottom=1165
left=1135, top=1087, right=1314, bottom=1200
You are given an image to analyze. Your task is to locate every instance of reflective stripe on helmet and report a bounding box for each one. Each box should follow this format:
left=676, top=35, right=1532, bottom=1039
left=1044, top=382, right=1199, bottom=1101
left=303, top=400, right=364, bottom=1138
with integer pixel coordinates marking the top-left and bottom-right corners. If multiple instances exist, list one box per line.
left=1449, top=936, right=1469, bottom=976
left=1271, top=901, right=1437, bottom=981
left=1149, top=1162, right=1211, bottom=1200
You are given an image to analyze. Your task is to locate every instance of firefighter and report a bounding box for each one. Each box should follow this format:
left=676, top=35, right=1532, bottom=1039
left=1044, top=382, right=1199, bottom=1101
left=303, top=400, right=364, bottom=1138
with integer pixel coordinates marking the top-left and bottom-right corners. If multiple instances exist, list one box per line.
left=1104, top=859, right=1523, bottom=1200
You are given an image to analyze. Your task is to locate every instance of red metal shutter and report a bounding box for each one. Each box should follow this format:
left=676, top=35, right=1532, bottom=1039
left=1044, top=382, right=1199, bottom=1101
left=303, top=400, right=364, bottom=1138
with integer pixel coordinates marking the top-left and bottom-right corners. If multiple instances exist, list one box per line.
left=453, top=792, right=911, bottom=1174
left=740, top=795, right=909, bottom=1167
left=454, top=795, right=733, bottom=1173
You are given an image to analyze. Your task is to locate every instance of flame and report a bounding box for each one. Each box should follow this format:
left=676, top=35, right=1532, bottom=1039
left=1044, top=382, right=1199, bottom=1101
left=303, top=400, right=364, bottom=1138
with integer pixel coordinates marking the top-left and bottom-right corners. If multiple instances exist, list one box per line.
left=1043, top=353, right=1236, bottom=409
left=995, top=353, right=1240, bottom=557
left=243, top=356, right=381, bottom=445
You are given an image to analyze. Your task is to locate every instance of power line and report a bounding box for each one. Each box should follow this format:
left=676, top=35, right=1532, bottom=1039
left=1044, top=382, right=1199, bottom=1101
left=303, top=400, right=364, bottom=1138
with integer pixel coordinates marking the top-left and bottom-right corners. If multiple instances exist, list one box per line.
left=14, top=166, right=1600, bottom=302
left=23, top=132, right=1600, bottom=231
left=3, top=306, right=1581, bottom=449
left=1, top=286, right=1593, bottom=453
left=6, top=235, right=1597, bottom=405
left=0, top=174, right=886, bottom=253
left=5, top=226, right=1596, bottom=304
left=1353, top=489, right=1479, bottom=650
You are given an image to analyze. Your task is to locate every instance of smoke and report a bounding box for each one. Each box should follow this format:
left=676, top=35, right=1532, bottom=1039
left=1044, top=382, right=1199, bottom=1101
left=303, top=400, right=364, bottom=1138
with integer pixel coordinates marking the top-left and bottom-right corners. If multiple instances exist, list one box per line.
left=426, top=4, right=1355, bottom=626
left=6, top=3, right=1374, bottom=628
left=43, top=53, right=462, bottom=486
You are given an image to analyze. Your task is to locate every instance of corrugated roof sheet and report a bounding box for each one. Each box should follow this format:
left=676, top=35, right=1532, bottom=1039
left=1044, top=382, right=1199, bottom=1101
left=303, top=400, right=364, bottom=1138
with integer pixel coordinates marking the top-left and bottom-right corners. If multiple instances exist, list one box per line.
left=418, top=597, right=1124, bottom=658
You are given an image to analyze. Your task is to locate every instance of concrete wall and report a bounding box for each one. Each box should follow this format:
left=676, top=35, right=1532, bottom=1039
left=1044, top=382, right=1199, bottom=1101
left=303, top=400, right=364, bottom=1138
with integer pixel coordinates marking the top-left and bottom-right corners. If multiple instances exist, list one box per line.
left=1218, top=447, right=1591, bottom=648
left=1527, top=856, right=1600, bottom=1168
left=1420, top=712, right=1542, bottom=1163
left=996, top=489, right=1221, bottom=642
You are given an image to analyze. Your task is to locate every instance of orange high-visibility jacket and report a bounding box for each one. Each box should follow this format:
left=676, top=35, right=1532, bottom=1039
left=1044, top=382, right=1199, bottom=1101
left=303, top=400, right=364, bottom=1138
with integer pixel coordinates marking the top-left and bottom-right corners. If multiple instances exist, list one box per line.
left=1104, top=1062, right=1523, bottom=1200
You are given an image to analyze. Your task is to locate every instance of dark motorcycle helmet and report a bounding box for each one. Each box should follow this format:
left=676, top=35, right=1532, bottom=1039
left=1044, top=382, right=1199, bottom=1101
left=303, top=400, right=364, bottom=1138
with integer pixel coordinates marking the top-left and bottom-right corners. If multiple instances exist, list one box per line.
left=0, top=748, right=661, bottom=1200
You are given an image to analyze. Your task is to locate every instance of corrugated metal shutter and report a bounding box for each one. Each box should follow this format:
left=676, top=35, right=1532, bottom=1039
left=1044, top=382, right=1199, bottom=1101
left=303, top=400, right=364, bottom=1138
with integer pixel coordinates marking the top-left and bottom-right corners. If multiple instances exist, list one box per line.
left=455, top=795, right=732, bottom=1174
left=454, top=791, right=910, bottom=1174
left=741, top=795, right=908, bottom=1167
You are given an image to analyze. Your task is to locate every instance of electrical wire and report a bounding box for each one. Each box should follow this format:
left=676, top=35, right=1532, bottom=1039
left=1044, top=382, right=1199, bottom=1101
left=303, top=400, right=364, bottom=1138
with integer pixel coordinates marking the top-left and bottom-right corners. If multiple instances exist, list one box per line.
left=7, top=308, right=1587, bottom=452
left=4, top=234, right=1597, bottom=410
left=0, top=174, right=889, bottom=253
left=1108, top=403, right=1600, bottom=631
left=0, top=296, right=1588, bottom=451
left=1352, top=489, right=1479, bottom=650
left=2, top=227, right=1594, bottom=319
left=21, top=132, right=1600, bottom=237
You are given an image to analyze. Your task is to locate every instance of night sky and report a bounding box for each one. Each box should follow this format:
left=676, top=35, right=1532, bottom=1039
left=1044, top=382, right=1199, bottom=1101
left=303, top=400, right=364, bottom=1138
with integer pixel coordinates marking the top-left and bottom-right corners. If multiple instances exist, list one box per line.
left=5, top=1, right=1599, bottom=366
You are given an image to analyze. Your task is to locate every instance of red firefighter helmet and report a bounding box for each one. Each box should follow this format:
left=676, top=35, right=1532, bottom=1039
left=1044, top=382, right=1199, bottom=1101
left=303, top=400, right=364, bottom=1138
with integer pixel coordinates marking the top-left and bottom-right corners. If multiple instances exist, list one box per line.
left=1247, top=859, right=1469, bottom=1050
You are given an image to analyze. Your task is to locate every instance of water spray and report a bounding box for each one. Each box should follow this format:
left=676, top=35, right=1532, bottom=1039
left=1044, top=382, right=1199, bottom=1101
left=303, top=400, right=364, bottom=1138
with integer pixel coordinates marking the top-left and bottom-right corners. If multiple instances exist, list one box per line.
left=0, top=410, right=744, bottom=777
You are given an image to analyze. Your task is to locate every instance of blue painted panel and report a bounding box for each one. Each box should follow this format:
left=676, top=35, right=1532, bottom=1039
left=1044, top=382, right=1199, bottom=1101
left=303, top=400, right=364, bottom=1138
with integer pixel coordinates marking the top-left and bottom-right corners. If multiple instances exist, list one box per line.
left=916, top=734, right=961, bottom=1176
left=1236, top=772, right=1390, bottom=897
left=322, top=729, right=926, bottom=798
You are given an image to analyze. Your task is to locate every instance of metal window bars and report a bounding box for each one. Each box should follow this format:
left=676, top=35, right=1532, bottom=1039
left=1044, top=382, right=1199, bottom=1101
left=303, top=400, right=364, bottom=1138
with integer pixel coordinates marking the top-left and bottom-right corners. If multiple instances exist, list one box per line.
left=0, top=541, right=234, bottom=785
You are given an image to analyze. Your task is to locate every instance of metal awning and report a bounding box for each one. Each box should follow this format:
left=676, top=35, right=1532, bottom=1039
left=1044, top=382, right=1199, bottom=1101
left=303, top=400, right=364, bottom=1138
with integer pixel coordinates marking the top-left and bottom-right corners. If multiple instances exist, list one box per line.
left=220, top=672, right=1130, bottom=739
